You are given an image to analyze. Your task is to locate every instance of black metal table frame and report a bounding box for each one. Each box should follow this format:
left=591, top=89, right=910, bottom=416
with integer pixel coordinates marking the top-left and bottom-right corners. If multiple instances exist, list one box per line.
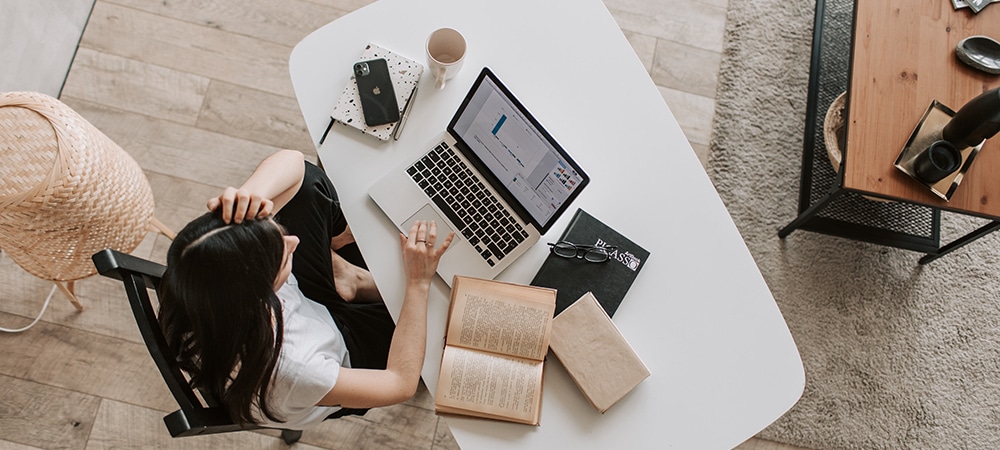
left=778, top=0, right=1000, bottom=264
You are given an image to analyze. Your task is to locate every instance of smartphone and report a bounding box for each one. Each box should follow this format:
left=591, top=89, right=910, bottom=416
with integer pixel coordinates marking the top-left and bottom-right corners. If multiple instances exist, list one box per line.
left=353, top=58, right=399, bottom=126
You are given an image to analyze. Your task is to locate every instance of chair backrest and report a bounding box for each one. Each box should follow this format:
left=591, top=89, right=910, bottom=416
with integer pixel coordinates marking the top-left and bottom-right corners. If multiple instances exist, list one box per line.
left=92, top=249, right=255, bottom=437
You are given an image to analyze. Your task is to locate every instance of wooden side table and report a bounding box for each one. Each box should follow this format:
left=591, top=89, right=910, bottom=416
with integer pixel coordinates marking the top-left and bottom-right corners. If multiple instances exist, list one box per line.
left=781, top=0, right=1000, bottom=263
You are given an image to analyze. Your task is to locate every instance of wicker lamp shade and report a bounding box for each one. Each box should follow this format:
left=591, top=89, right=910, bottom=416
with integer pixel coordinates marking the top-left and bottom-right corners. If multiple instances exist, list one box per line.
left=0, top=91, right=162, bottom=311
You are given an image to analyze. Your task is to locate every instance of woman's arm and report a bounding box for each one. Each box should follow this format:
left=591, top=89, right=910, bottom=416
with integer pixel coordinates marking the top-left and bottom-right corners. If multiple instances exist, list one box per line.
left=207, top=149, right=305, bottom=223
left=317, top=220, right=454, bottom=408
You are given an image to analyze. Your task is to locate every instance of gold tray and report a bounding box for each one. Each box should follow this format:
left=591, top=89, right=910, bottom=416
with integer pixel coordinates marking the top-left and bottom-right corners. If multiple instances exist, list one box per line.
left=894, top=100, right=985, bottom=201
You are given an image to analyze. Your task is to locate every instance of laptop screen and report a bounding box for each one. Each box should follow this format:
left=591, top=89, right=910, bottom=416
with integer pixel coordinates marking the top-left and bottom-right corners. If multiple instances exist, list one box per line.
left=449, top=68, right=588, bottom=232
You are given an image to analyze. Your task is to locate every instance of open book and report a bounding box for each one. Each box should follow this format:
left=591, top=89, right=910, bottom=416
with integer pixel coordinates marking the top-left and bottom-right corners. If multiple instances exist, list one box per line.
left=434, top=276, right=556, bottom=425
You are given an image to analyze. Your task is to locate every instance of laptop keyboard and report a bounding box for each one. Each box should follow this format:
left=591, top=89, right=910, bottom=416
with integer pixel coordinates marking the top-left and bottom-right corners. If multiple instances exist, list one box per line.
left=406, top=142, right=529, bottom=266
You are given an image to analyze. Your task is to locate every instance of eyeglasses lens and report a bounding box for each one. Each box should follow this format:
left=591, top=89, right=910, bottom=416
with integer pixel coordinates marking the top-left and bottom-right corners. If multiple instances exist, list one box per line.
left=584, top=248, right=609, bottom=262
left=552, top=242, right=579, bottom=258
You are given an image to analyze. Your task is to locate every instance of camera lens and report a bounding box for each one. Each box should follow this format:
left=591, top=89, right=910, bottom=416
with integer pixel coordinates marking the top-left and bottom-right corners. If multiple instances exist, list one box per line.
left=354, top=62, right=369, bottom=77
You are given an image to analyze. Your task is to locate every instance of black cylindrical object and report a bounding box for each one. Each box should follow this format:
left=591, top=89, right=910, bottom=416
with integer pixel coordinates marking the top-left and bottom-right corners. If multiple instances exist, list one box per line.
left=942, top=87, right=1000, bottom=149
left=914, top=140, right=963, bottom=183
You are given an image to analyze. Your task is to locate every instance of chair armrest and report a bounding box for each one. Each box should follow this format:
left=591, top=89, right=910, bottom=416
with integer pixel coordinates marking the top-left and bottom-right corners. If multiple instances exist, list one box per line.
left=92, top=249, right=166, bottom=281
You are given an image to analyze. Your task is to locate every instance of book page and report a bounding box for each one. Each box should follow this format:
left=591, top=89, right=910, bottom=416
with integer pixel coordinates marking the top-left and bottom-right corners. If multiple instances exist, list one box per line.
left=447, top=277, right=555, bottom=361
left=435, top=345, right=543, bottom=424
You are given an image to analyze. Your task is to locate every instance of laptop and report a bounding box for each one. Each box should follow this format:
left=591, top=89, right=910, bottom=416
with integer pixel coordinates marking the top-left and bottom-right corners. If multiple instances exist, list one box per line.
left=368, top=67, right=589, bottom=285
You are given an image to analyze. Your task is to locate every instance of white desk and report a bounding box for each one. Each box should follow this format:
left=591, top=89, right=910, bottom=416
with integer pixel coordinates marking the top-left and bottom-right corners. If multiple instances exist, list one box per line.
left=290, top=0, right=804, bottom=447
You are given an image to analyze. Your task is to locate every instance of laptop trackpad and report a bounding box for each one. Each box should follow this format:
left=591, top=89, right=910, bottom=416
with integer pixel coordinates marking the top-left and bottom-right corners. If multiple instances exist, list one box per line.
left=401, top=204, right=458, bottom=243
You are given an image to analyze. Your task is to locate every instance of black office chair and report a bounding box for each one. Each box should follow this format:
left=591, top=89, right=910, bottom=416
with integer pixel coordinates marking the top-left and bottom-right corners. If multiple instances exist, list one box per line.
left=92, top=249, right=304, bottom=445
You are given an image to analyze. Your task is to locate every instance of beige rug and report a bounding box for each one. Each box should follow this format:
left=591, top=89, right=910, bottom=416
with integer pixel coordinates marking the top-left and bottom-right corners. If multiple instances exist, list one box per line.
left=708, top=1, right=1000, bottom=449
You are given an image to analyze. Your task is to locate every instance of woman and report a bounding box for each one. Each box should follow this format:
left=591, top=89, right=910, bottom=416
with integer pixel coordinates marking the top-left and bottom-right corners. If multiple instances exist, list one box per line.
left=158, top=149, right=453, bottom=429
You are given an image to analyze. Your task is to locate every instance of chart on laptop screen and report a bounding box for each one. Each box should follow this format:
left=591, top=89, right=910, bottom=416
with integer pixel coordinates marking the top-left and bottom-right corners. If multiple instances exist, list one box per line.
left=453, top=77, right=585, bottom=225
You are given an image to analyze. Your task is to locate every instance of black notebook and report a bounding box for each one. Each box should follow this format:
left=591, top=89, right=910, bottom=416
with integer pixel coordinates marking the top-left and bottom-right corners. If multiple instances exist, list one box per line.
left=530, top=209, right=650, bottom=317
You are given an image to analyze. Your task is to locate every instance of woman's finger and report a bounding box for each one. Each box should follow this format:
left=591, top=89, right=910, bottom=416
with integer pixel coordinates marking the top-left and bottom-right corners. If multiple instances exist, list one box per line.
left=425, top=221, right=438, bottom=246
left=435, top=232, right=456, bottom=256
left=258, top=199, right=274, bottom=219
left=416, top=220, right=428, bottom=243
left=221, top=190, right=236, bottom=223
left=233, top=190, right=251, bottom=223
left=246, top=196, right=263, bottom=222
left=406, top=221, right=421, bottom=246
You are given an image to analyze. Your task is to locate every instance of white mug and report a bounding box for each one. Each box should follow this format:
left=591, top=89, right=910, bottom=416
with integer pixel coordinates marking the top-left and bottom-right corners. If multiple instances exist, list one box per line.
left=426, top=28, right=466, bottom=90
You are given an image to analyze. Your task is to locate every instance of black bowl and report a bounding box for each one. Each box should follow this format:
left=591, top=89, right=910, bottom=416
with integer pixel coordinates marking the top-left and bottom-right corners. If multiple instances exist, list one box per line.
left=956, top=35, right=1000, bottom=75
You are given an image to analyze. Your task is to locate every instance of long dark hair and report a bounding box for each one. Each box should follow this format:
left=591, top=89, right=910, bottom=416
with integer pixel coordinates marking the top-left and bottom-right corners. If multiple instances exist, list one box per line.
left=158, top=210, right=286, bottom=425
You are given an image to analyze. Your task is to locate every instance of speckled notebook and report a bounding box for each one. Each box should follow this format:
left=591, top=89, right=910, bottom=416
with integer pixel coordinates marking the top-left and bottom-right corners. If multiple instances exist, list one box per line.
left=330, top=43, right=423, bottom=141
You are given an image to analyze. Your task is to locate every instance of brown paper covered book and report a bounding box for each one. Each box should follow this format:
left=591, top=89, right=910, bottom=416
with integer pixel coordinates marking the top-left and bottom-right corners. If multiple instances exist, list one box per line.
left=549, top=292, right=650, bottom=413
left=434, top=276, right=556, bottom=425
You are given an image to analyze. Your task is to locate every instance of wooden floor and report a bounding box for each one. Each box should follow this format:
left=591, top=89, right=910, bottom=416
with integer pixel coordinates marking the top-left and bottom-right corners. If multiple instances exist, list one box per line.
left=1, top=0, right=806, bottom=448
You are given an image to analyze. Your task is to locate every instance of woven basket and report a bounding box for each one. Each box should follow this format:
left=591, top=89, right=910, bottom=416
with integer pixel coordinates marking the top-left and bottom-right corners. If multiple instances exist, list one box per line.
left=0, top=92, right=154, bottom=285
left=824, top=92, right=848, bottom=172
left=824, top=92, right=890, bottom=203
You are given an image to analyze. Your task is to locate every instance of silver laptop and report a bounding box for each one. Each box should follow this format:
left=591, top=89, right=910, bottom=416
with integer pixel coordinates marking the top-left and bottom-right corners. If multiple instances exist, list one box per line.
left=369, top=67, right=589, bottom=285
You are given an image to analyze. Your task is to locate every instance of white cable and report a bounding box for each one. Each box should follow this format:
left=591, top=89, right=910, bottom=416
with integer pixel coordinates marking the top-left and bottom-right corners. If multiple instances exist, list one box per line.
left=0, top=284, right=56, bottom=333
left=0, top=248, right=57, bottom=333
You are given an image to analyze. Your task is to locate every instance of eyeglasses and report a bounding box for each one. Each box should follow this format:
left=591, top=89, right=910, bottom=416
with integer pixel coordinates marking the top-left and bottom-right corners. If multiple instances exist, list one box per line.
left=548, top=241, right=617, bottom=263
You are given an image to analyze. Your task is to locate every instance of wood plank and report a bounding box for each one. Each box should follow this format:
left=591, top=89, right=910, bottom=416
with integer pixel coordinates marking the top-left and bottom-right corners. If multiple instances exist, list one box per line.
left=0, top=439, right=43, bottom=450
left=622, top=30, right=657, bottom=73
left=294, top=404, right=436, bottom=449
left=196, top=80, right=315, bottom=152
left=58, top=97, right=284, bottom=188
left=256, top=382, right=439, bottom=449
left=659, top=86, right=716, bottom=147
left=104, top=0, right=349, bottom=47
left=0, top=250, right=149, bottom=344
left=309, top=0, right=378, bottom=11
left=691, top=142, right=710, bottom=167
left=0, top=226, right=155, bottom=345
left=432, top=417, right=460, bottom=450
left=358, top=392, right=437, bottom=437
left=0, top=374, right=101, bottom=450
left=86, top=399, right=328, bottom=449
left=80, top=1, right=296, bottom=97
left=143, top=170, right=236, bottom=238
left=651, top=39, right=721, bottom=98
left=0, top=311, right=176, bottom=413
left=62, top=47, right=209, bottom=126
left=605, top=0, right=727, bottom=53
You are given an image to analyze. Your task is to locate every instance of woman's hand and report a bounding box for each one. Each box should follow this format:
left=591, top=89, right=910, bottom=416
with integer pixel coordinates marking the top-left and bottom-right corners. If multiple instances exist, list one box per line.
left=318, top=220, right=454, bottom=409
left=399, top=220, right=454, bottom=285
left=206, top=150, right=306, bottom=224
left=207, top=187, right=274, bottom=224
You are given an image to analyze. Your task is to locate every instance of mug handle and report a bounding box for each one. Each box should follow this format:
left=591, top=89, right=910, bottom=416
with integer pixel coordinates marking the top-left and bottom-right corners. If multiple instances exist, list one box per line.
left=434, top=67, right=447, bottom=90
